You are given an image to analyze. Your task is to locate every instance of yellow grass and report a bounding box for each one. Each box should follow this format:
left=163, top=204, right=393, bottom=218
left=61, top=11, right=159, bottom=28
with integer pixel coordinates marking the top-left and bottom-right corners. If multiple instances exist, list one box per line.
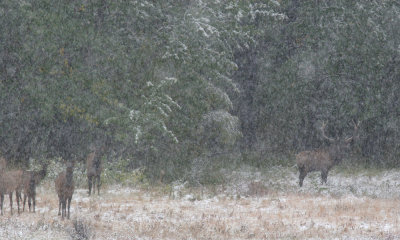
left=0, top=185, right=399, bottom=239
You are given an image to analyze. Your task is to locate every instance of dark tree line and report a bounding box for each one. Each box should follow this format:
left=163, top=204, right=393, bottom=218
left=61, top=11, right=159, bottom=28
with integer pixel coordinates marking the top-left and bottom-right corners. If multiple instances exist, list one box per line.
left=1, top=0, right=399, bottom=181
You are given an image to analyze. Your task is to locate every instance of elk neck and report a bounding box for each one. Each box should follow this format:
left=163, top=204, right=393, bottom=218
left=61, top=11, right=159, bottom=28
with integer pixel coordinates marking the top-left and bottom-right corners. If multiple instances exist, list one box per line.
left=66, top=166, right=74, bottom=183
left=328, top=141, right=350, bottom=163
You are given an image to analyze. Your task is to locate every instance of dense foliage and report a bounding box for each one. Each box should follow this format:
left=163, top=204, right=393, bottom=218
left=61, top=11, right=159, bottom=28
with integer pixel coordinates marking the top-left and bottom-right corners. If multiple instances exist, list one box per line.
left=1, top=0, right=399, bottom=181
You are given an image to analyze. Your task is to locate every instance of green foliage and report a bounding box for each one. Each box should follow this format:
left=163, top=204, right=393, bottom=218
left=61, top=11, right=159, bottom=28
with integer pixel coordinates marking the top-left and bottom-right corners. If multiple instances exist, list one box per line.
left=102, top=160, right=149, bottom=187
left=1, top=0, right=399, bottom=180
left=188, top=152, right=242, bottom=185
left=243, top=0, right=400, bottom=165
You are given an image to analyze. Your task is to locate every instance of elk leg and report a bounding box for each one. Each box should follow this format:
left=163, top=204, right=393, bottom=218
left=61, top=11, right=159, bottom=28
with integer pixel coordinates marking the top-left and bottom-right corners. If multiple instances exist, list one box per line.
left=321, top=171, right=328, bottom=184
left=33, top=194, right=36, bottom=213
left=9, top=192, right=13, bottom=215
left=96, top=175, right=101, bottom=195
left=16, top=191, right=20, bottom=214
left=58, top=198, right=61, bottom=216
left=67, top=197, right=71, bottom=219
left=18, top=192, right=22, bottom=214
left=61, top=201, right=64, bottom=219
left=23, top=194, right=27, bottom=212
left=62, top=201, right=64, bottom=219
left=0, top=194, right=4, bottom=215
left=28, top=196, right=32, bottom=212
left=64, top=200, right=67, bottom=219
left=61, top=200, right=66, bottom=220
left=93, top=176, right=96, bottom=195
left=299, top=167, right=307, bottom=187
left=88, top=176, right=92, bottom=196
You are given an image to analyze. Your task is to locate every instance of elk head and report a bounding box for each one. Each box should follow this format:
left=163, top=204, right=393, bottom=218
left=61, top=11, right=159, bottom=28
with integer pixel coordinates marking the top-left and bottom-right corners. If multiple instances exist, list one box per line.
left=320, top=120, right=360, bottom=163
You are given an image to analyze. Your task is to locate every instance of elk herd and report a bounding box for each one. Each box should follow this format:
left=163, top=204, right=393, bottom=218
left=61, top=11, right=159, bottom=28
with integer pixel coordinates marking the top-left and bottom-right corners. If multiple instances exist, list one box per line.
left=0, top=120, right=361, bottom=219
left=0, top=147, right=103, bottom=220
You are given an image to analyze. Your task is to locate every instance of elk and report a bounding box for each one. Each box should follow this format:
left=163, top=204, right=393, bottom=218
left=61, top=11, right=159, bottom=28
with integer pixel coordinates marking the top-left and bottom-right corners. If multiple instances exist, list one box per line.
left=0, top=169, right=24, bottom=215
left=21, top=163, right=48, bottom=212
left=55, top=161, right=75, bottom=220
left=296, top=120, right=360, bottom=187
left=86, top=146, right=104, bottom=196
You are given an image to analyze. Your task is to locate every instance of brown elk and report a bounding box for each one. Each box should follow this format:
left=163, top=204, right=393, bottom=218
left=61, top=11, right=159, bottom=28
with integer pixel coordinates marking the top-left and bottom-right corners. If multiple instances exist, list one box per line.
left=55, top=161, right=75, bottom=220
left=21, top=163, right=48, bottom=212
left=0, top=157, right=24, bottom=215
left=86, top=146, right=104, bottom=196
left=0, top=169, right=24, bottom=215
left=296, top=120, right=360, bottom=187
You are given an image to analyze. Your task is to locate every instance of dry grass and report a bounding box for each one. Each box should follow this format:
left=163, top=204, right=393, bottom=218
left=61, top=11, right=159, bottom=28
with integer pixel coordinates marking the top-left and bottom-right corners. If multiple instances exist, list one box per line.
left=0, top=182, right=399, bottom=240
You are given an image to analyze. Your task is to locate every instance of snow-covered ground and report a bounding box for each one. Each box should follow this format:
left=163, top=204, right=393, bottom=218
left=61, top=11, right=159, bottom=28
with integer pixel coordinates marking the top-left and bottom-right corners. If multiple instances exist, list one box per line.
left=223, top=165, right=400, bottom=199
left=0, top=166, right=399, bottom=239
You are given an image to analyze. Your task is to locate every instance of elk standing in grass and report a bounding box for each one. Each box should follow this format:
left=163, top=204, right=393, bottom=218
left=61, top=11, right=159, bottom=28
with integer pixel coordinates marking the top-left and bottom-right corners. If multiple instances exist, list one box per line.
left=87, top=146, right=104, bottom=196
left=0, top=158, right=24, bottom=215
left=21, top=163, right=48, bottom=212
left=55, top=161, right=75, bottom=220
left=296, top=120, right=360, bottom=187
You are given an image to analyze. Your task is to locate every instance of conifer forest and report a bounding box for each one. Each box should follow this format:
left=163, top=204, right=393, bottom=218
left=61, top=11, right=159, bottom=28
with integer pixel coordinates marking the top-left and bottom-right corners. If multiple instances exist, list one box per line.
left=1, top=1, right=400, bottom=239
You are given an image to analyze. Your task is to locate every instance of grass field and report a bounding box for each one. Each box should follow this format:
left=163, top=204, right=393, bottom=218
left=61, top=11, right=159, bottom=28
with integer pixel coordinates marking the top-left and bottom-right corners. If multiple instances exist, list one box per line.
left=0, top=166, right=399, bottom=239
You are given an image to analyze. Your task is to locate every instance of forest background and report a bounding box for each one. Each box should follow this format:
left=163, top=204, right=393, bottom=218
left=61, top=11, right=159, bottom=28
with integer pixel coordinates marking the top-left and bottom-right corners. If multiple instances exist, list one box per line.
left=1, top=0, right=399, bottom=184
